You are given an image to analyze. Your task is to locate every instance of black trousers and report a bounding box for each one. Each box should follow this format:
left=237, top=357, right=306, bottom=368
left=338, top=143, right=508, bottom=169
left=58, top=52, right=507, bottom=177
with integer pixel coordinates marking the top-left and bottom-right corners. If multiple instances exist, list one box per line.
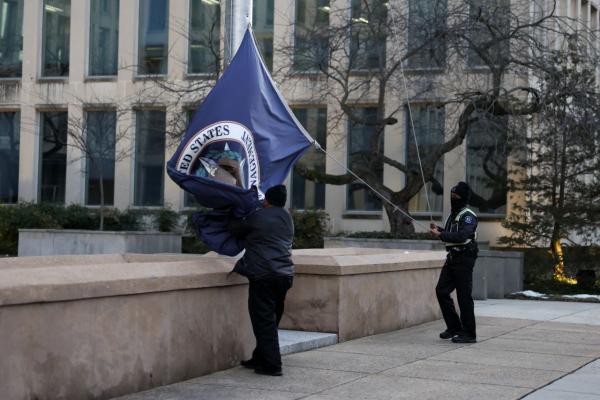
left=435, top=252, right=477, bottom=337
left=248, top=275, right=293, bottom=372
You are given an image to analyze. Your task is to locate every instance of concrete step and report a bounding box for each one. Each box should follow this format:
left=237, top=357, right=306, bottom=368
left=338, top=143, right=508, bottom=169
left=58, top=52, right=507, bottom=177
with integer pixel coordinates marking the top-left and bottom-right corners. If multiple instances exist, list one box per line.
left=278, top=330, right=338, bottom=355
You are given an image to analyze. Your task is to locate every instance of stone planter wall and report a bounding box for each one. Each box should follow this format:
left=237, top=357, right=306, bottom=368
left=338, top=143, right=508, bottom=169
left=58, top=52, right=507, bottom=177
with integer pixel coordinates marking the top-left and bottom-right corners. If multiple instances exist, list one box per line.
left=0, top=249, right=450, bottom=399
left=18, top=229, right=181, bottom=256
left=280, top=248, right=447, bottom=341
left=324, top=237, right=523, bottom=300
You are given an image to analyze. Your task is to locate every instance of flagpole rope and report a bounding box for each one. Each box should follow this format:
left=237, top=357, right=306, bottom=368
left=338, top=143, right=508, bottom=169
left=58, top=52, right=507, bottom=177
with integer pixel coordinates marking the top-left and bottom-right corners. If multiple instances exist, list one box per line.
left=399, top=61, right=435, bottom=224
left=313, top=142, right=431, bottom=231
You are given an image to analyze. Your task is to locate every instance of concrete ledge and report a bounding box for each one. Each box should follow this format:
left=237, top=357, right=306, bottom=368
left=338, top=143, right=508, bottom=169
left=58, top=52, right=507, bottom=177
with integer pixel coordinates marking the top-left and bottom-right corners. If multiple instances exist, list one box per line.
left=278, top=330, right=338, bottom=355
left=323, top=239, right=523, bottom=300
left=324, top=236, right=490, bottom=250
left=0, top=255, right=253, bottom=400
left=0, top=249, right=447, bottom=399
left=18, top=229, right=182, bottom=256
left=281, top=248, right=447, bottom=342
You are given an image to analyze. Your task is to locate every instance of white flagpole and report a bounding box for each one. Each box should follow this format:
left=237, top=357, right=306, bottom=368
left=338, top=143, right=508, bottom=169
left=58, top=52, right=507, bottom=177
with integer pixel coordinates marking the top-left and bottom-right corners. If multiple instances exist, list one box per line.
left=224, top=0, right=253, bottom=65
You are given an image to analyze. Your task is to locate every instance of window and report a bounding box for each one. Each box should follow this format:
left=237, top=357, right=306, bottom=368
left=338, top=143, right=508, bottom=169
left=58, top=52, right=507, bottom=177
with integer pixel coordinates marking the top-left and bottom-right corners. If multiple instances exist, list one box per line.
left=89, top=0, right=119, bottom=76
left=294, top=0, right=329, bottom=71
left=134, top=110, right=165, bottom=206
left=406, top=105, right=444, bottom=212
left=347, top=107, right=382, bottom=211
left=468, top=0, right=510, bottom=68
left=85, top=111, right=116, bottom=206
left=350, top=0, right=387, bottom=70
left=42, top=0, right=71, bottom=77
left=40, top=111, right=68, bottom=203
left=407, top=0, right=447, bottom=69
left=0, top=0, right=23, bottom=78
left=0, top=112, right=19, bottom=203
left=253, top=0, right=274, bottom=70
left=466, top=113, right=508, bottom=214
left=291, top=108, right=326, bottom=209
left=189, top=0, right=220, bottom=74
left=138, top=0, right=169, bottom=75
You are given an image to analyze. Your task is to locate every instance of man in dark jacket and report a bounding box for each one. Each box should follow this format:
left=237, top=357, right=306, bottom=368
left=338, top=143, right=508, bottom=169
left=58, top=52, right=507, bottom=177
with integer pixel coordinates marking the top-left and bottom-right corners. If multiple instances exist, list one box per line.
left=229, top=185, right=294, bottom=376
left=430, top=181, right=479, bottom=344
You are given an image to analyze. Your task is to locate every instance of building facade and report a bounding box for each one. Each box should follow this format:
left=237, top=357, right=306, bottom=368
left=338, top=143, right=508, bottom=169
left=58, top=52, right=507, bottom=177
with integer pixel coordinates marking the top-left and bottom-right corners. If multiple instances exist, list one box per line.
left=0, top=0, right=598, bottom=245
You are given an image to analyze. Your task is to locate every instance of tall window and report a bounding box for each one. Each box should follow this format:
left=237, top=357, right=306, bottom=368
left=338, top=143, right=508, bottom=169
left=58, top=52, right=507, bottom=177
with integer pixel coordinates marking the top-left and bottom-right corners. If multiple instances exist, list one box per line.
left=406, top=105, right=444, bottom=212
left=291, top=108, right=327, bottom=209
left=407, top=0, right=447, bottom=69
left=86, top=111, right=116, bottom=206
left=466, top=113, right=508, bottom=214
left=189, top=0, right=220, bottom=74
left=138, top=0, right=168, bottom=75
left=89, top=0, right=119, bottom=76
left=350, top=0, right=387, bottom=70
left=468, top=0, right=510, bottom=68
left=0, top=0, right=23, bottom=78
left=253, top=0, right=274, bottom=70
left=42, top=0, right=71, bottom=77
left=294, top=0, right=329, bottom=71
left=134, top=110, right=165, bottom=206
left=0, top=112, right=19, bottom=203
left=347, top=107, right=382, bottom=211
left=40, top=111, right=68, bottom=203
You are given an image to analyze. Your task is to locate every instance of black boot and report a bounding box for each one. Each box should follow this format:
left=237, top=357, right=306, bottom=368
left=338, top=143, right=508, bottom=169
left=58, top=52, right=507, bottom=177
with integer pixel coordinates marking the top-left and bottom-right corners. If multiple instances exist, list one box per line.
left=452, top=334, right=477, bottom=343
left=241, top=359, right=258, bottom=369
left=439, top=329, right=458, bottom=339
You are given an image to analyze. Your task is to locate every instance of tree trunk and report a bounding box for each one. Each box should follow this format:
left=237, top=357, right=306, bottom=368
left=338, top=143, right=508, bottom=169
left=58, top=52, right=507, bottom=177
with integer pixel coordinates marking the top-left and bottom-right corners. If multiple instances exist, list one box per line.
left=384, top=202, right=415, bottom=236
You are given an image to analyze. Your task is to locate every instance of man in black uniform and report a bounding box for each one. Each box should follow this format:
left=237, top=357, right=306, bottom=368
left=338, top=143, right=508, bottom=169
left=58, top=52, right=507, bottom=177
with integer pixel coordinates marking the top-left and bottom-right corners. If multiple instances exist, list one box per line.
left=229, top=185, right=294, bottom=376
left=430, top=181, right=478, bottom=344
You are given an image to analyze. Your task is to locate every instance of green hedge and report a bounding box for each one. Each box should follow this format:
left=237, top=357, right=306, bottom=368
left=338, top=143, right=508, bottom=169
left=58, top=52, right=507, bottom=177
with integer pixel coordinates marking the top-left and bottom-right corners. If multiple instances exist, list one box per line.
left=291, top=209, right=329, bottom=249
left=182, top=209, right=331, bottom=254
left=0, top=203, right=158, bottom=256
left=0, top=203, right=60, bottom=256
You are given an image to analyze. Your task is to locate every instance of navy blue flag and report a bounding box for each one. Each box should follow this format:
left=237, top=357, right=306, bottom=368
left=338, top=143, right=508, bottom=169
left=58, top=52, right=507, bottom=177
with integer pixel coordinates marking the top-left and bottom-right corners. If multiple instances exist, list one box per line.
left=167, top=27, right=314, bottom=256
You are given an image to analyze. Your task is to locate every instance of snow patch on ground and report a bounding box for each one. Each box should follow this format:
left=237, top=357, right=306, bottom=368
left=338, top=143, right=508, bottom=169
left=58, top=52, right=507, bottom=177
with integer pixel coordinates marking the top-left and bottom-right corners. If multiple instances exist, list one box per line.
left=563, top=294, right=600, bottom=301
left=514, top=290, right=549, bottom=298
left=512, top=290, right=600, bottom=302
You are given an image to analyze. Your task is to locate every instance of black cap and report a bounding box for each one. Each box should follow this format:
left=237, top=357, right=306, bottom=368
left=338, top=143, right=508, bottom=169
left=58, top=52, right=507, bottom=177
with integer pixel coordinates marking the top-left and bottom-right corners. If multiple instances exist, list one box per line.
left=265, top=185, right=287, bottom=207
left=451, top=181, right=471, bottom=201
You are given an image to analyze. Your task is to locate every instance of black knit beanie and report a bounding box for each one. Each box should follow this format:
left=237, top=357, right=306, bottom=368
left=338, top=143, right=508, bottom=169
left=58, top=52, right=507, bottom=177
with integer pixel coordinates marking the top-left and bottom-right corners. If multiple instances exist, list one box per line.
left=265, top=185, right=287, bottom=207
left=451, top=181, right=471, bottom=201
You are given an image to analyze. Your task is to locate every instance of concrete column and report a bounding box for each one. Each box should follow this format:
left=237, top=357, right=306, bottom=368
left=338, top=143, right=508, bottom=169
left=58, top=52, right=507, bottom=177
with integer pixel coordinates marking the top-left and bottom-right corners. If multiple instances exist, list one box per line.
left=272, top=0, right=292, bottom=76
left=168, top=0, right=189, bottom=79
left=118, top=0, right=137, bottom=81
left=164, top=109, right=183, bottom=210
left=17, top=105, right=39, bottom=202
left=69, top=0, right=87, bottom=84
left=65, top=104, right=86, bottom=205
left=18, top=0, right=44, bottom=202
left=114, top=110, right=135, bottom=209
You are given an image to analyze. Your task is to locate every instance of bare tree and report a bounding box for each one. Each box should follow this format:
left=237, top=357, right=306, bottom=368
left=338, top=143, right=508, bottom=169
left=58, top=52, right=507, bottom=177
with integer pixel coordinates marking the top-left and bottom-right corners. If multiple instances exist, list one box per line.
left=65, top=103, right=132, bottom=230
left=275, top=0, right=598, bottom=235
left=501, top=48, right=600, bottom=282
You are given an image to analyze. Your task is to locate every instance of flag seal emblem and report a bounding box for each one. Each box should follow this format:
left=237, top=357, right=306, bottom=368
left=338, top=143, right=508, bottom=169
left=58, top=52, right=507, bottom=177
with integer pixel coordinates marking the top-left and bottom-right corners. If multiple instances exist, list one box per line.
left=175, top=121, right=262, bottom=195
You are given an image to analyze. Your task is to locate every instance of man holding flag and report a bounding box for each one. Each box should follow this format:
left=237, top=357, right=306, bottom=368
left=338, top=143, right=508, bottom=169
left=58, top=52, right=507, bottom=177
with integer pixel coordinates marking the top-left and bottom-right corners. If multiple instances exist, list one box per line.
left=230, top=184, right=294, bottom=376
left=167, top=27, right=312, bottom=376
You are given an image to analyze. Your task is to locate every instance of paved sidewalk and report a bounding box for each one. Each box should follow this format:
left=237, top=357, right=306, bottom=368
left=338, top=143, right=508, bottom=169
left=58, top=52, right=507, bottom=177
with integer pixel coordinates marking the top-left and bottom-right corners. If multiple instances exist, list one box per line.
left=114, top=300, right=600, bottom=400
